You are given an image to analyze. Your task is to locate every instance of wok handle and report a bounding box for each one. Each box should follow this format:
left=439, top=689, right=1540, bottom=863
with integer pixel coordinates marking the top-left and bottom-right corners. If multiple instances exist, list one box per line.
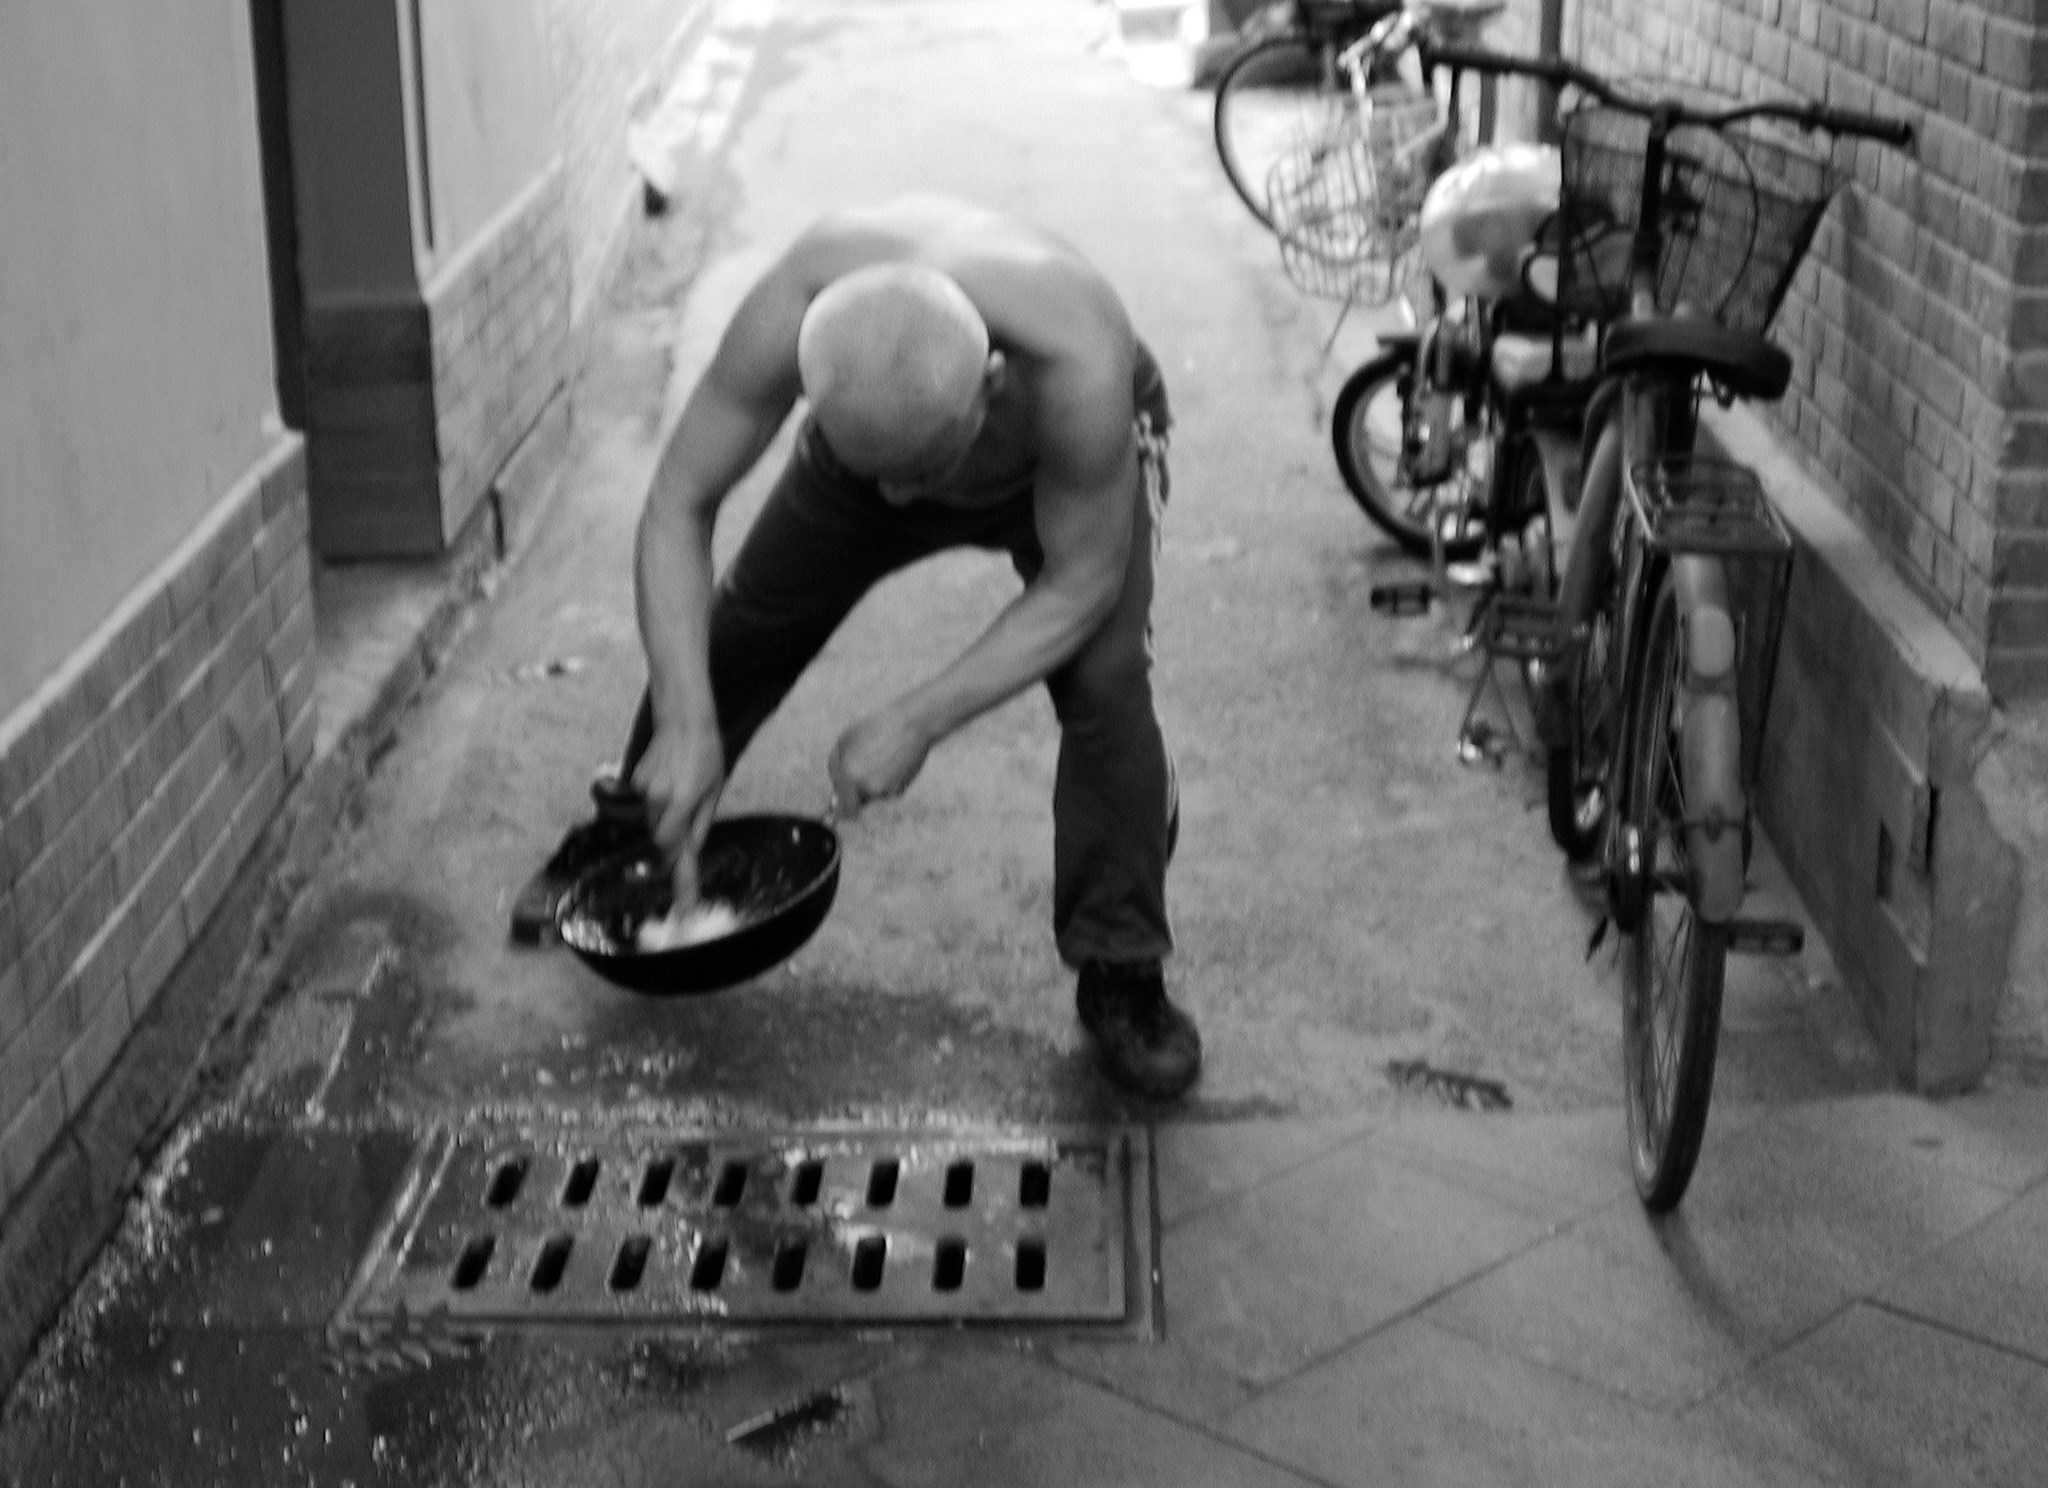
left=590, top=688, right=656, bottom=825
left=619, top=687, right=656, bottom=782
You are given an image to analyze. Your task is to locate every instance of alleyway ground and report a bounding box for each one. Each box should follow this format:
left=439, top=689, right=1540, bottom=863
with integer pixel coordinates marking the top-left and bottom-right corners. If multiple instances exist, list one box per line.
left=4, top=0, right=2047, bottom=1483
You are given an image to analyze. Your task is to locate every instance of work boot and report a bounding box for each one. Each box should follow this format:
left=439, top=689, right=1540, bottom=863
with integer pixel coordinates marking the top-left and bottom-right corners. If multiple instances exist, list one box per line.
left=1076, top=960, right=1201, bottom=1101
left=508, top=767, right=651, bottom=945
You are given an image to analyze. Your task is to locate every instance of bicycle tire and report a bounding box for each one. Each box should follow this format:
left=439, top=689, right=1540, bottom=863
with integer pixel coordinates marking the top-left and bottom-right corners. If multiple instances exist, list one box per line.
left=1502, top=441, right=1559, bottom=601
left=1544, top=417, right=1623, bottom=858
left=1620, top=575, right=1728, bottom=1213
left=1214, top=32, right=1348, bottom=233
left=1331, top=349, right=1487, bottom=560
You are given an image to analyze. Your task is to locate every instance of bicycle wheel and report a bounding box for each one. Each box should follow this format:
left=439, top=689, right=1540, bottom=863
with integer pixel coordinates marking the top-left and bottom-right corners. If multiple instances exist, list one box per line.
left=1619, top=575, right=1728, bottom=1213
left=1546, top=601, right=1616, bottom=858
left=1214, top=33, right=1348, bottom=232
left=1331, top=349, right=1488, bottom=560
left=1500, top=445, right=1559, bottom=601
left=1544, top=419, right=1623, bottom=860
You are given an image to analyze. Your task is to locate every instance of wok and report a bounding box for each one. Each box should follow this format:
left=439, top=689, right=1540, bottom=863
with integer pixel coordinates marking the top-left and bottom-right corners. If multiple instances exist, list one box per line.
left=556, top=813, right=841, bottom=996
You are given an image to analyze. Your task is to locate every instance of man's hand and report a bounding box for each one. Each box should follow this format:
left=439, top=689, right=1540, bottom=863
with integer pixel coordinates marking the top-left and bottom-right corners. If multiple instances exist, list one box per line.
left=632, top=722, right=727, bottom=906
left=828, top=708, right=933, bottom=818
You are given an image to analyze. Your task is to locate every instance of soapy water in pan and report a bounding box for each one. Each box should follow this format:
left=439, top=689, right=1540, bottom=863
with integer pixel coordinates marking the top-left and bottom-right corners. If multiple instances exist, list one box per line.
left=557, top=824, right=830, bottom=958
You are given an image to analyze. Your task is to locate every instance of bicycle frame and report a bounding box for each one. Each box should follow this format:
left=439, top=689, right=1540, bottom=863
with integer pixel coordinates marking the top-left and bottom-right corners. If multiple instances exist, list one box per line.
left=1590, top=110, right=1773, bottom=926
left=1325, top=5, right=1590, bottom=581
left=1414, top=33, right=1912, bottom=1211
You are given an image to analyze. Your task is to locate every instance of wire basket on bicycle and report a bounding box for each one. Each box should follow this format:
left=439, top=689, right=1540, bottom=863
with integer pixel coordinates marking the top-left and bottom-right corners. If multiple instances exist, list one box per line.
left=1267, top=81, right=1445, bottom=302
left=1553, top=104, right=1840, bottom=335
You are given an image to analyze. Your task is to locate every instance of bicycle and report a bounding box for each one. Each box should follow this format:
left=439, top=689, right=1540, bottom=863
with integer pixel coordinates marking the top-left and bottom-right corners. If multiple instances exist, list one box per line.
left=1211, top=0, right=1406, bottom=233
left=1271, top=4, right=1580, bottom=573
left=1269, top=9, right=1595, bottom=767
left=1422, top=40, right=1913, bottom=1209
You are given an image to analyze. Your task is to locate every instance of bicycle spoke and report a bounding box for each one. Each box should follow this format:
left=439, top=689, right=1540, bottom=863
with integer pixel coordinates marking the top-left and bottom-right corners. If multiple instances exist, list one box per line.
left=1654, top=906, right=1688, bottom=1093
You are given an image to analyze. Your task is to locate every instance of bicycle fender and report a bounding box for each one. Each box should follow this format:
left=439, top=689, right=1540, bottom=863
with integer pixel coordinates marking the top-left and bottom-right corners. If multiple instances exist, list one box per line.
left=1671, top=557, right=1745, bottom=922
left=1670, top=558, right=1738, bottom=684
left=1573, top=377, right=1625, bottom=510
left=1539, top=419, right=1625, bottom=744
left=1681, top=693, right=1746, bottom=921
left=1527, top=428, right=1582, bottom=525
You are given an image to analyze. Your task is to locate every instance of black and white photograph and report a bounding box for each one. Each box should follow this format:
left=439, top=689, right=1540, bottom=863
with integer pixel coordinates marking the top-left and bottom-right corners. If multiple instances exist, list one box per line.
left=0, top=1, right=2043, bottom=1482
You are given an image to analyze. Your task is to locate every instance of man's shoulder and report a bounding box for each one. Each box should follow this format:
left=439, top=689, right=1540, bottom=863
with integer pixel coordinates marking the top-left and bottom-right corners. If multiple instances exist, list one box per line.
left=957, top=245, right=1129, bottom=374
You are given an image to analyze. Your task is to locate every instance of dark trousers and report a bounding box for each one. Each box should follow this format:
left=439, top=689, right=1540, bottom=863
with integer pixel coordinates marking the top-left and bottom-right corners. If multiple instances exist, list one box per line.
left=630, top=416, right=1175, bottom=969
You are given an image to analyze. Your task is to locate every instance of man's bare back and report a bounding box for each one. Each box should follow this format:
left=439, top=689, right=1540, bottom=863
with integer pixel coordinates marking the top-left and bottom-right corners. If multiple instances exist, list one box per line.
left=721, top=193, right=1139, bottom=507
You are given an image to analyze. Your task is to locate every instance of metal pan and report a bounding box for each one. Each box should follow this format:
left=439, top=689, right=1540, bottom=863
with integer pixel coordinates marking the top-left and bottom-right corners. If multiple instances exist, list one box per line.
left=555, top=813, right=841, bottom=996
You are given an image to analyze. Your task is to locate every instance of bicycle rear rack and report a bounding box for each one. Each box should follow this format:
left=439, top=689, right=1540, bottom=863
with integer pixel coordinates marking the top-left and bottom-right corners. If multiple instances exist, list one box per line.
left=1627, top=454, right=1796, bottom=798
left=1628, top=457, right=1792, bottom=560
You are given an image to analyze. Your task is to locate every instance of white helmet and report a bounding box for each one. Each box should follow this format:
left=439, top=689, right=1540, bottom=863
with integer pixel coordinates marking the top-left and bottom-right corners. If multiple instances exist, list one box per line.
left=1418, top=142, right=1561, bottom=302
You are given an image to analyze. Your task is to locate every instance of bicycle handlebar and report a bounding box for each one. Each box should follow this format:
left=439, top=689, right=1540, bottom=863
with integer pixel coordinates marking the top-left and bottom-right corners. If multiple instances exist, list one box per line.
left=1417, top=40, right=1916, bottom=147
left=1799, top=106, right=1915, bottom=148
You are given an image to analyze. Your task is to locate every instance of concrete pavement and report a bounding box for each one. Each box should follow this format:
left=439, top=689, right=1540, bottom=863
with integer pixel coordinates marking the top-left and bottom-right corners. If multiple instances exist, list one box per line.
left=3, top=0, right=2045, bottom=1483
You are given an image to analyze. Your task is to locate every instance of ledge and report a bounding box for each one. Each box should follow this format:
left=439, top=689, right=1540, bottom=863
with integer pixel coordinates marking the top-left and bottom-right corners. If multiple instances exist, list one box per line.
left=1706, top=403, right=2023, bottom=1094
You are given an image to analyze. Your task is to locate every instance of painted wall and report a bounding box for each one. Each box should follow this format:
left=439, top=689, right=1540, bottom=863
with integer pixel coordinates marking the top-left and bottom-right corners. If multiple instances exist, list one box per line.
left=0, top=0, right=280, bottom=724
left=418, top=0, right=555, bottom=269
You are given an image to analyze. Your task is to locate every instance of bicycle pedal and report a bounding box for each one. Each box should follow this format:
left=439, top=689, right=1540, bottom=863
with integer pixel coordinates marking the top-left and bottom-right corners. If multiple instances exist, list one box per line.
left=1725, top=917, right=1805, bottom=957
left=1371, top=580, right=1436, bottom=616
left=1456, top=720, right=1510, bottom=768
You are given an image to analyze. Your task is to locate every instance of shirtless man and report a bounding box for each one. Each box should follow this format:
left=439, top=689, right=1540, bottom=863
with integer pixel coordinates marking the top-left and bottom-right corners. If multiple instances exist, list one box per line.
left=570, top=195, right=1195, bottom=1100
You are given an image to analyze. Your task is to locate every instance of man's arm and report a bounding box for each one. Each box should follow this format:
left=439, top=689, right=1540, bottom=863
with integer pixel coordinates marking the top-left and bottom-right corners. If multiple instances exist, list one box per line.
left=829, top=322, right=1139, bottom=810
left=632, top=270, right=808, bottom=895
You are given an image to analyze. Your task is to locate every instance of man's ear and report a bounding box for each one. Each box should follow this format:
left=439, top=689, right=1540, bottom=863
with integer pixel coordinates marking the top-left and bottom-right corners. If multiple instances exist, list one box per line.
left=982, top=349, right=1008, bottom=399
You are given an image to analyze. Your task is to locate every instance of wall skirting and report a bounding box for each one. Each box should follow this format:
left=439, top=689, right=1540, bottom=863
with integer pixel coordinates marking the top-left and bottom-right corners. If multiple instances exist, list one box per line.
left=304, top=165, right=570, bottom=559
left=0, top=435, right=314, bottom=1212
left=1709, top=404, right=2024, bottom=1094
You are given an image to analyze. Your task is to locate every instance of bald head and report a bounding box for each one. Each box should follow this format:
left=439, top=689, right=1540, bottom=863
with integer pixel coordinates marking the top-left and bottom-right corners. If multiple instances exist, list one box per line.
left=797, top=263, right=992, bottom=471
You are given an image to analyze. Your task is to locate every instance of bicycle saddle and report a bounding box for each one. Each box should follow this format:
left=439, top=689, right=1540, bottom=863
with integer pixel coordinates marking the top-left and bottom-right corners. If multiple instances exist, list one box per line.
left=1601, top=317, right=1792, bottom=402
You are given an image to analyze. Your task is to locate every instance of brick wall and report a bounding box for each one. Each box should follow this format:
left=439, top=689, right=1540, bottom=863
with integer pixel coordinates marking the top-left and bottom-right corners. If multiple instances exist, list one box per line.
left=540, top=0, right=713, bottom=328
left=1563, top=0, right=2048, bottom=699
left=303, top=0, right=702, bottom=560
left=0, top=439, right=313, bottom=1215
left=425, top=166, right=574, bottom=547
left=0, top=0, right=704, bottom=1247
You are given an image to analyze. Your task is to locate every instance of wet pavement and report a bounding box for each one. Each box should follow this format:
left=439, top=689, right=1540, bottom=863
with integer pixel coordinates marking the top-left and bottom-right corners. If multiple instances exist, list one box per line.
left=5, top=1, right=2048, bottom=1483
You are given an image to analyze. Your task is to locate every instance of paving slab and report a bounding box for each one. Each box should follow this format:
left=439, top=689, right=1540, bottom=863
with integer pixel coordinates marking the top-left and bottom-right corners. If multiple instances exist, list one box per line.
left=1772, top=1090, right=2048, bottom=1195
left=1417, top=1207, right=1764, bottom=1410
left=1220, top=1316, right=1829, bottom=1488
left=1875, top=1184, right=2048, bottom=1364
left=1161, top=1135, right=1557, bottom=1387
left=1154, top=1112, right=1379, bottom=1229
left=1375, top=1105, right=1640, bottom=1222
left=1042, top=1329, right=1260, bottom=1430
left=1420, top=1108, right=2014, bottom=1409
left=1694, top=1303, right=2048, bottom=1488
left=860, top=1345, right=1320, bottom=1487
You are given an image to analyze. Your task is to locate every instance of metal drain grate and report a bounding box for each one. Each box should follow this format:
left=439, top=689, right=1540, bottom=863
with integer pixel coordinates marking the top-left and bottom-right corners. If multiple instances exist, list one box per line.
left=339, top=1125, right=1145, bottom=1326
